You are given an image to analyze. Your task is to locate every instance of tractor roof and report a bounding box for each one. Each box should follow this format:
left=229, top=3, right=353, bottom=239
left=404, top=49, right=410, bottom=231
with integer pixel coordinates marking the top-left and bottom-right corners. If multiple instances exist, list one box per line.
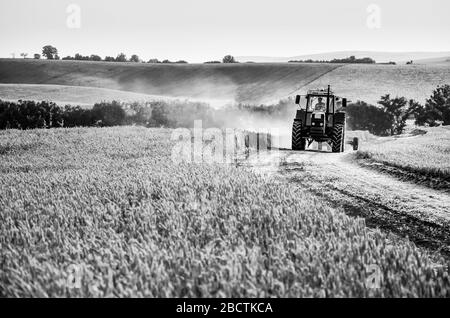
left=307, top=89, right=335, bottom=96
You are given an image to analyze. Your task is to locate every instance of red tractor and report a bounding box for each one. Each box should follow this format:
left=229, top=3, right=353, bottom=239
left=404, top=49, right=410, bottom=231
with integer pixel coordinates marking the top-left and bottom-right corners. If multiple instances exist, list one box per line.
left=292, top=86, right=358, bottom=152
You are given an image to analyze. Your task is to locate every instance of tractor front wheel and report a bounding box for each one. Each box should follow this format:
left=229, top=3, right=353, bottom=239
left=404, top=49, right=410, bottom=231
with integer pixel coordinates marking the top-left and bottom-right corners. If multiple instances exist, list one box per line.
left=292, top=121, right=306, bottom=151
left=331, top=124, right=345, bottom=153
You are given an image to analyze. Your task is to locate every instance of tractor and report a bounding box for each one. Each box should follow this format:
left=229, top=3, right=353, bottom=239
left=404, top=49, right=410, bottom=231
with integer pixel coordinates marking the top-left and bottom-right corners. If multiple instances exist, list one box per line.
left=292, top=85, right=358, bottom=152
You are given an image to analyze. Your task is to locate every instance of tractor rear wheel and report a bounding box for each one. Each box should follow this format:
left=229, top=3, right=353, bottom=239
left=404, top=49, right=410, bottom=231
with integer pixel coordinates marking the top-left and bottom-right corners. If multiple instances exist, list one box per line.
left=292, top=121, right=306, bottom=150
left=331, top=124, right=344, bottom=153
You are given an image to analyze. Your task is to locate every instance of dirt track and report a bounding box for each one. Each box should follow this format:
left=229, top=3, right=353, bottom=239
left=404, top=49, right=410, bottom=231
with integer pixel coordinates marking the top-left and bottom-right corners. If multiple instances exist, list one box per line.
left=241, top=146, right=450, bottom=259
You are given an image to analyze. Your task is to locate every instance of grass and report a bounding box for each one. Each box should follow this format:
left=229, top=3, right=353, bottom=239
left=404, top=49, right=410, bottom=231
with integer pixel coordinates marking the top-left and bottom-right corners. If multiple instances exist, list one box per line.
left=355, top=126, right=450, bottom=181
left=1, top=126, right=449, bottom=297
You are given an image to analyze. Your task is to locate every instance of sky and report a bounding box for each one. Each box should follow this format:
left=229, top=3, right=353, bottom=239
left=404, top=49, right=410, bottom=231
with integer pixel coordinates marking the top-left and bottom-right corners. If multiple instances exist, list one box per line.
left=1, top=0, right=449, bottom=62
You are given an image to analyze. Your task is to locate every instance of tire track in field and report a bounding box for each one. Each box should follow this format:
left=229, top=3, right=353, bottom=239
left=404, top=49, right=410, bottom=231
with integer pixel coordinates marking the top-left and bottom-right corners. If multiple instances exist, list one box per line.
left=243, top=148, right=450, bottom=259
left=281, top=64, right=345, bottom=98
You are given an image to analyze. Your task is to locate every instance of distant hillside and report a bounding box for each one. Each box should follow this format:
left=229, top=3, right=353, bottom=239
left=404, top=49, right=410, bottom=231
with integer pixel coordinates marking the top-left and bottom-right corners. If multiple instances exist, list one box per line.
left=0, top=59, right=339, bottom=104
left=412, top=56, right=450, bottom=64
left=0, top=59, right=449, bottom=106
left=300, top=64, right=450, bottom=105
left=237, top=51, right=450, bottom=64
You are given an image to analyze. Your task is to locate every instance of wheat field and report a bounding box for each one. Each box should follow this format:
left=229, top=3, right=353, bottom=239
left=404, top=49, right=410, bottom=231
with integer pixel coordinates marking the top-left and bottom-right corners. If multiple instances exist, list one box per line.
left=1, top=126, right=449, bottom=297
left=356, top=126, right=450, bottom=180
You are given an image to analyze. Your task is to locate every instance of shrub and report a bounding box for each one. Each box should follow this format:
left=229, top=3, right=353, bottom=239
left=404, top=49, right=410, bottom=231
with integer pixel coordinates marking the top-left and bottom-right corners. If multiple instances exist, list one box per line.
left=62, top=105, right=94, bottom=127
left=415, top=84, right=450, bottom=126
left=346, top=101, right=392, bottom=136
left=91, top=101, right=126, bottom=126
left=0, top=100, right=64, bottom=129
left=150, top=102, right=173, bottom=127
left=126, top=102, right=153, bottom=126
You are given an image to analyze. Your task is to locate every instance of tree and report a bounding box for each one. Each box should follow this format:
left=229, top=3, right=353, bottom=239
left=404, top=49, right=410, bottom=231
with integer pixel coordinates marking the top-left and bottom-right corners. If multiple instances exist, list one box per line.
left=20, top=53, right=28, bottom=59
left=34, top=54, right=41, bottom=59
left=147, top=58, right=160, bottom=63
left=116, top=53, right=127, bottom=62
left=377, top=95, right=418, bottom=135
left=42, top=45, right=58, bottom=59
left=129, top=54, right=140, bottom=63
left=415, top=85, right=450, bottom=126
left=104, top=56, right=115, bottom=62
left=151, top=102, right=173, bottom=127
left=90, top=54, right=102, bottom=61
left=406, top=99, right=423, bottom=122
left=175, top=60, right=188, bottom=64
left=222, top=55, right=236, bottom=63
left=91, top=101, right=126, bottom=126
left=162, top=59, right=172, bottom=63
left=346, top=101, right=392, bottom=136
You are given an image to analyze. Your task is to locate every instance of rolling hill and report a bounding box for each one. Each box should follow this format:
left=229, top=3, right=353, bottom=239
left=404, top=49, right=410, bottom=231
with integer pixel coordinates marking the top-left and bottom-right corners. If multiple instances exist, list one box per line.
left=0, top=59, right=449, bottom=106
left=0, top=59, right=339, bottom=105
left=0, top=83, right=181, bottom=107
left=237, top=51, right=450, bottom=64
left=301, top=63, right=450, bottom=105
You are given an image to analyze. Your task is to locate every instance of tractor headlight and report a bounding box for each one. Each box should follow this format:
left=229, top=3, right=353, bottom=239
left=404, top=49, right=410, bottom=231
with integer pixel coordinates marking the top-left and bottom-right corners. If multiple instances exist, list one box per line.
left=320, top=122, right=323, bottom=126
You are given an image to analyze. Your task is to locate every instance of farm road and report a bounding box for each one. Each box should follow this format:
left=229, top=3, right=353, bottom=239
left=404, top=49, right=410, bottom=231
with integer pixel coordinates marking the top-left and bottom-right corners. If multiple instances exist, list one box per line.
left=241, top=146, right=450, bottom=259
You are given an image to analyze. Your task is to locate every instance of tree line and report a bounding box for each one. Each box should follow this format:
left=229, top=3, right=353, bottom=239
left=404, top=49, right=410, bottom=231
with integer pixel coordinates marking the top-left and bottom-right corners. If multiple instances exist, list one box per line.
left=0, top=100, right=222, bottom=130
left=289, top=56, right=376, bottom=64
left=1, top=85, right=448, bottom=134
left=27, top=45, right=239, bottom=64
left=0, top=100, right=124, bottom=129
left=346, top=85, right=450, bottom=135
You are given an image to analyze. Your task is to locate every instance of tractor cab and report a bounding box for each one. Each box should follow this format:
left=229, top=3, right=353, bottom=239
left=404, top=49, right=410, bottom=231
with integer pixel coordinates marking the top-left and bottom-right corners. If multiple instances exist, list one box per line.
left=292, top=86, right=350, bottom=152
